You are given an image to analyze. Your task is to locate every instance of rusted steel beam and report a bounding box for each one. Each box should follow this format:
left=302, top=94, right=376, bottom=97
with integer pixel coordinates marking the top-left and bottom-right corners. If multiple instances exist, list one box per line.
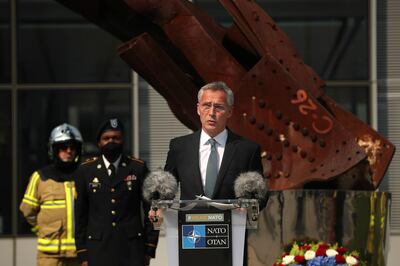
left=322, top=95, right=395, bottom=188
left=231, top=54, right=365, bottom=188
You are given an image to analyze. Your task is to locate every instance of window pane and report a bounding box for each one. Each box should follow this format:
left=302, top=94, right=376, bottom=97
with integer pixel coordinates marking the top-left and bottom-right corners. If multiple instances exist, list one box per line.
left=0, top=90, right=12, bottom=235
left=0, top=0, right=10, bottom=83
left=196, top=0, right=368, bottom=80
left=17, top=0, right=130, bottom=83
left=17, top=88, right=131, bottom=234
left=280, top=19, right=367, bottom=80
left=324, top=86, right=369, bottom=123
left=139, top=78, right=150, bottom=162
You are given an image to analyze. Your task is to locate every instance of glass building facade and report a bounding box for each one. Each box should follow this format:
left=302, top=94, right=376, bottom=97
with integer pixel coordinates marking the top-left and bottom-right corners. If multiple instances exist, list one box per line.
left=0, top=0, right=375, bottom=237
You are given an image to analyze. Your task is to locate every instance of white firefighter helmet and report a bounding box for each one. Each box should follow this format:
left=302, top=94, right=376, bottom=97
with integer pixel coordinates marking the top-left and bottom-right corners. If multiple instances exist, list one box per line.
left=48, top=123, right=83, bottom=159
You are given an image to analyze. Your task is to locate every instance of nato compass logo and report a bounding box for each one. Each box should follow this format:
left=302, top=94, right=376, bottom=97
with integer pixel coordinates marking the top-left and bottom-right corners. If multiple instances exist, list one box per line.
left=182, top=225, right=229, bottom=249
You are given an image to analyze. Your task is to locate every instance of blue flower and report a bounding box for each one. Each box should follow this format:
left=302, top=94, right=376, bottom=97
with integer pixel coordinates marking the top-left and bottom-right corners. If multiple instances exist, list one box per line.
left=322, top=256, right=336, bottom=266
left=306, top=257, right=324, bottom=266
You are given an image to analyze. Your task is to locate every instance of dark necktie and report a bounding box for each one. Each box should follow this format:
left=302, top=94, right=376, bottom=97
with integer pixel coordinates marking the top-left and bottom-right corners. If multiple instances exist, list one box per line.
left=205, top=138, right=218, bottom=197
left=108, top=164, right=116, bottom=178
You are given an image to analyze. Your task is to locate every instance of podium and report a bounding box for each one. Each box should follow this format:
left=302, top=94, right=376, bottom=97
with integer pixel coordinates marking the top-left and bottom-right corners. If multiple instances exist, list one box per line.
left=154, top=199, right=259, bottom=266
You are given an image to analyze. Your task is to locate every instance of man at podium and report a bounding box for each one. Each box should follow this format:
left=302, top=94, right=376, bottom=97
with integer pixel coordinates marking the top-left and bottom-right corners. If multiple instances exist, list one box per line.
left=164, top=81, right=263, bottom=200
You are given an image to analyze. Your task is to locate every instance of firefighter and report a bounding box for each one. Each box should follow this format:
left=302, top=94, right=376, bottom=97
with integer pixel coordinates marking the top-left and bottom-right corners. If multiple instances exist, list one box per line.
left=20, top=123, right=83, bottom=266
left=74, top=118, right=159, bottom=266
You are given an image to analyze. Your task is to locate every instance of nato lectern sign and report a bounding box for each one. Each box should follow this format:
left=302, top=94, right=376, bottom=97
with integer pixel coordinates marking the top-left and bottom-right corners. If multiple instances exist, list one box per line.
left=179, top=209, right=232, bottom=266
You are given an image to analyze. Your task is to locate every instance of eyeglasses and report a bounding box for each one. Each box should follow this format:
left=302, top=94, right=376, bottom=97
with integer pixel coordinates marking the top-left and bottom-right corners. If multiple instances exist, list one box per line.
left=200, top=102, right=228, bottom=112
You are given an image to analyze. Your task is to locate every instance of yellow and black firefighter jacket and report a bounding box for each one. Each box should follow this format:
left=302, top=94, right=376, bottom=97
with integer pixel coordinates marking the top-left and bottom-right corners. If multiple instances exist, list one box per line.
left=20, top=164, right=77, bottom=257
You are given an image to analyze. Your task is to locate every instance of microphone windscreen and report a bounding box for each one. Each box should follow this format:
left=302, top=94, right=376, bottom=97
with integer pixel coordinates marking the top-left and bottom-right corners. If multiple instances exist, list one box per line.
left=143, top=170, right=178, bottom=202
left=234, top=171, right=267, bottom=199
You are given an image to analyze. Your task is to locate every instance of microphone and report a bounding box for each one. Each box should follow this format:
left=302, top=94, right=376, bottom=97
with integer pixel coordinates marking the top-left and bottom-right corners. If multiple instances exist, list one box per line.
left=234, top=171, right=267, bottom=224
left=143, top=170, right=178, bottom=202
left=234, top=171, right=267, bottom=200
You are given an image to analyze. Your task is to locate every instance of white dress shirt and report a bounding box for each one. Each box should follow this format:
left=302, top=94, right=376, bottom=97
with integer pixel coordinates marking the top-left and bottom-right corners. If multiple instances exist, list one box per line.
left=102, top=155, right=122, bottom=176
left=199, top=129, right=228, bottom=188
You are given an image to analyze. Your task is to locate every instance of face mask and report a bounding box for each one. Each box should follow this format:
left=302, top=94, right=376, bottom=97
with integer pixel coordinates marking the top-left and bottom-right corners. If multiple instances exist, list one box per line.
left=101, top=142, right=123, bottom=162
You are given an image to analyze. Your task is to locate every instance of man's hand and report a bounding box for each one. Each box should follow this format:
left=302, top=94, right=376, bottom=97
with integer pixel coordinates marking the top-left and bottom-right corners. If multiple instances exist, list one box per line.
left=148, top=208, right=163, bottom=223
left=81, top=261, right=88, bottom=266
left=148, top=208, right=164, bottom=230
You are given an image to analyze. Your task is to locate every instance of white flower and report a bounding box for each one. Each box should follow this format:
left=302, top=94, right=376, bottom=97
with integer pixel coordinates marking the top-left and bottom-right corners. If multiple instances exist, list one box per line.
left=304, top=250, right=316, bottom=260
left=346, top=255, right=358, bottom=265
left=282, top=255, right=295, bottom=265
left=326, top=249, right=339, bottom=257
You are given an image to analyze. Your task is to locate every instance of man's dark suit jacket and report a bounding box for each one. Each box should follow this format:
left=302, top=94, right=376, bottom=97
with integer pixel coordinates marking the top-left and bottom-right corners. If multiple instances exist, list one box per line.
left=164, top=129, right=263, bottom=200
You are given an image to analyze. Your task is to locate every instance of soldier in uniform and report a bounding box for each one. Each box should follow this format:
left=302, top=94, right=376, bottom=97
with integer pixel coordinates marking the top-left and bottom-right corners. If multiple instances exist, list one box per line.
left=74, top=118, right=158, bottom=266
left=20, top=123, right=83, bottom=266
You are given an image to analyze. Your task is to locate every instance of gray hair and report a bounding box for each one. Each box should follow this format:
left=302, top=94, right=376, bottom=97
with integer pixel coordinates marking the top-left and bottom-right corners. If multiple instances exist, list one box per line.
left=197, top=81, right=234, bottom=106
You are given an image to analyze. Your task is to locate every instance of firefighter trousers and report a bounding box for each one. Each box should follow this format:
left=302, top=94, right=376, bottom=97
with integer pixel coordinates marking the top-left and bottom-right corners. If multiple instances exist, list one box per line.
left=37, top=257, right=80, bottom=266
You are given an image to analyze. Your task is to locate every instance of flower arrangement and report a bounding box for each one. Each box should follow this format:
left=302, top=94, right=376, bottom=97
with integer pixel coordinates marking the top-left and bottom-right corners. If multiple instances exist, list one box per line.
left=273, top=241, right=366, bottom=266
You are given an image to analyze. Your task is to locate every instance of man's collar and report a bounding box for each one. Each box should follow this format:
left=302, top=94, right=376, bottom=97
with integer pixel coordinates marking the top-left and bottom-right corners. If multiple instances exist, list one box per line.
left=200, top=129, right=228, bottom=146
left=102, top=154, right=122, bottom=168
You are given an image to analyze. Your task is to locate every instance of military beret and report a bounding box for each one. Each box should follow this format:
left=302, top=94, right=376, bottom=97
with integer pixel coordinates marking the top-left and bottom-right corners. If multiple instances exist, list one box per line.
left=96, top=118, right=124, bottom=141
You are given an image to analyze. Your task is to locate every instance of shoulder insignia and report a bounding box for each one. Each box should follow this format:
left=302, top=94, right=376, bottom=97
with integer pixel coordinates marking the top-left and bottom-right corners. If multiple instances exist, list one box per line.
left=81, top=157, right=99, bottom=165
left=127, top=155, right=144, bottom=164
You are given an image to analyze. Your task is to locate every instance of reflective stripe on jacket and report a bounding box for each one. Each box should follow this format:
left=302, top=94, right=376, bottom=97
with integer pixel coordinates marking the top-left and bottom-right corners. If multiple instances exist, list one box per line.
left=20, top=171, right=77, bottom=257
